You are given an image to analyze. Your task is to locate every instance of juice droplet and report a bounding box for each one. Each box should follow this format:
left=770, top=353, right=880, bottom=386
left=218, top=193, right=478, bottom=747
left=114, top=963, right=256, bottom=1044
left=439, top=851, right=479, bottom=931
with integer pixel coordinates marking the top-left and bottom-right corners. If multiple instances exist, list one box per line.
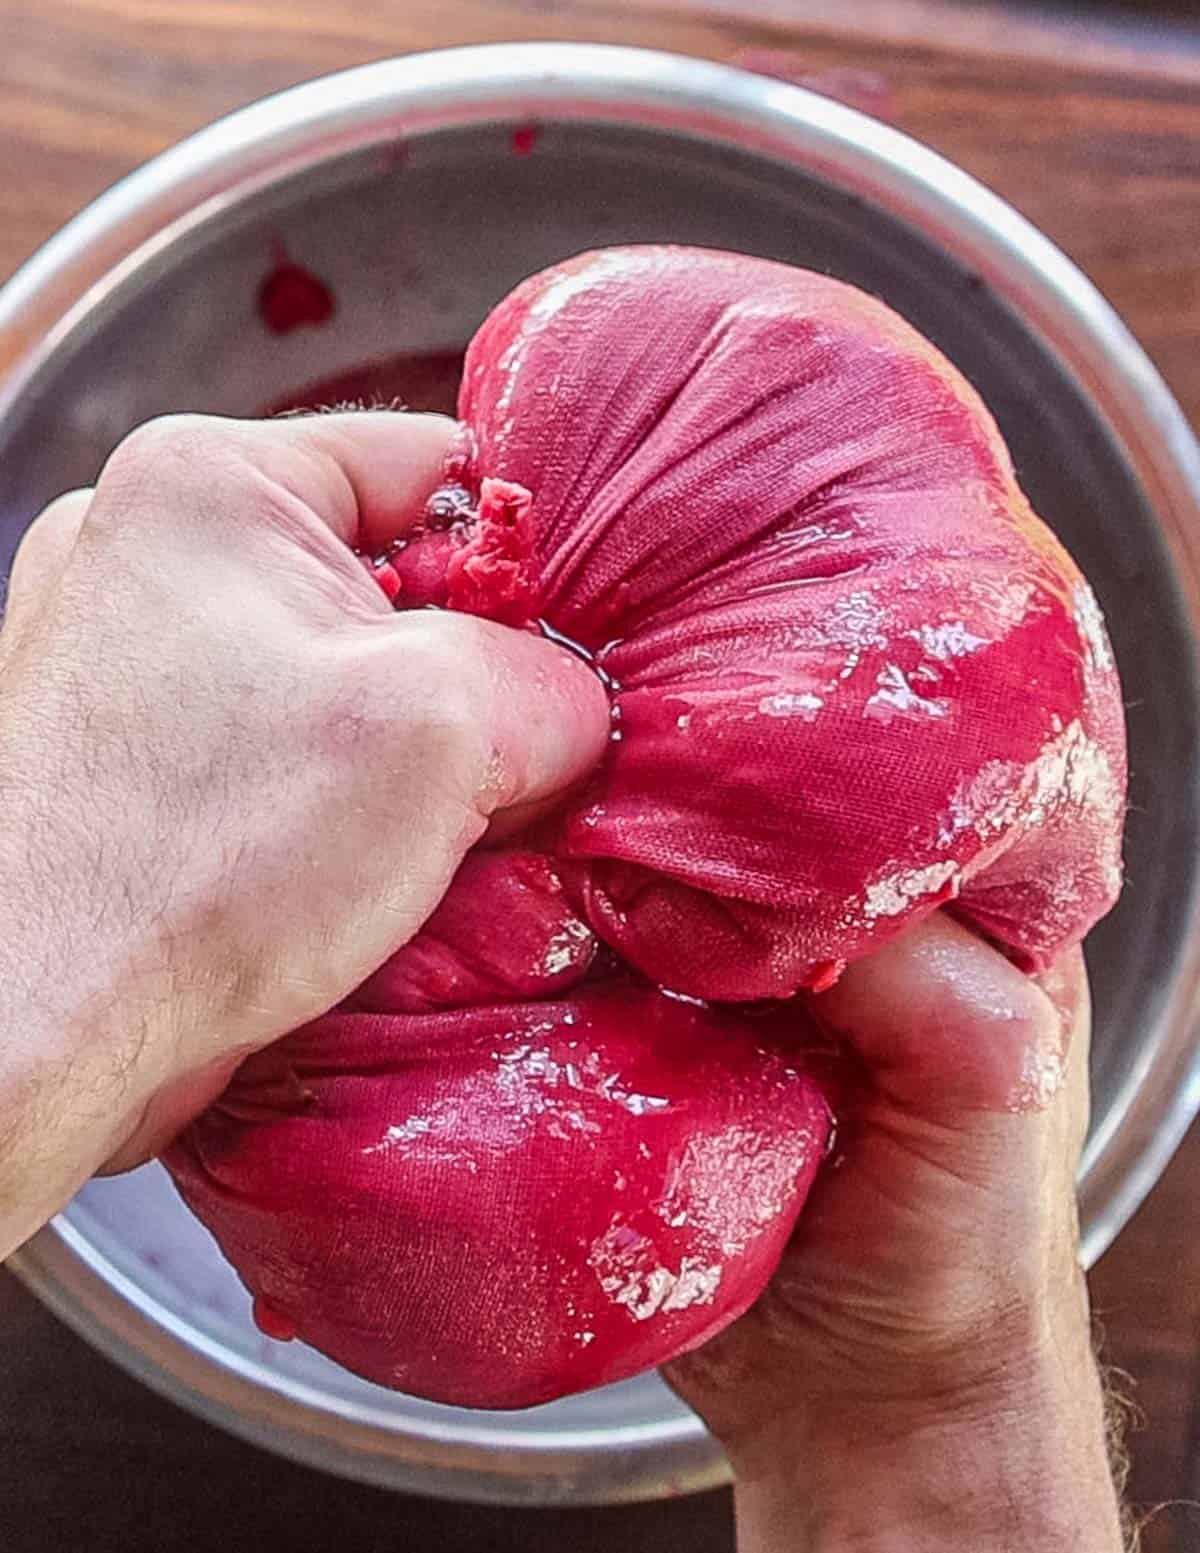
left=807, top=959, right=846, bottom=994
left=424, top=483, right=475, bottom=530
left=253, top=1296, right=297, bottom=1342
left=360, top=554, right=403, bottom=603
left=443, top=422, right=477, bottom=486
left=537, top=619, right=622, bottom=691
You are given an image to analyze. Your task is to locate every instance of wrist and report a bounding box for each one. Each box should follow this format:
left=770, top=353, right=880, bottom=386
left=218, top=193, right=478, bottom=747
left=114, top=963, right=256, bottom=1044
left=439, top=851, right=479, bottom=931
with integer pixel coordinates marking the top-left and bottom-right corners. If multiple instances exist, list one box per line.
left=729, top=1282, right=1124, bottom=1552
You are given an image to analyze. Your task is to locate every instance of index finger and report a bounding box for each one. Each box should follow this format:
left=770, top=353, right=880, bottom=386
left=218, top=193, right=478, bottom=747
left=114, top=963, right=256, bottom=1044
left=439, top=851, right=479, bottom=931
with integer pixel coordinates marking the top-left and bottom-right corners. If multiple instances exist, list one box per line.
left=97, top=410, right=464, bottom=553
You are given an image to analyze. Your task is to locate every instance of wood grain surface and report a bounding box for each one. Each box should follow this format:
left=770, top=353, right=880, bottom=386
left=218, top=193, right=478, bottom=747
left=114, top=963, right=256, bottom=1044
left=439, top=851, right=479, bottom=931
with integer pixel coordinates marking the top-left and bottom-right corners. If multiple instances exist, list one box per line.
left=1, top=3, right=1198, bottom=1550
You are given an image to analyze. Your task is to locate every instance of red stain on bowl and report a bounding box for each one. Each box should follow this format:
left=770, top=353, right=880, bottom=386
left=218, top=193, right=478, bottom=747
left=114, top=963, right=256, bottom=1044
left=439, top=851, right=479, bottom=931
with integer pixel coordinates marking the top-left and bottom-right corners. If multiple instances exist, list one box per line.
left=257, top=242, right=335, bottom=334
left=378, top=136, right=409, bottom=174
left=262, top=348, right=465, bottom=418
left=510, top=122, right=539, bottom=157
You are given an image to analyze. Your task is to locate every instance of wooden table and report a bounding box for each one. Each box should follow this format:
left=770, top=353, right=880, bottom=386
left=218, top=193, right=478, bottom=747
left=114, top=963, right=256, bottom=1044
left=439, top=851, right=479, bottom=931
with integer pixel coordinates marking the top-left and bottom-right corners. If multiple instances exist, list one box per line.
left=1, top=3, right=1198, bottom=1549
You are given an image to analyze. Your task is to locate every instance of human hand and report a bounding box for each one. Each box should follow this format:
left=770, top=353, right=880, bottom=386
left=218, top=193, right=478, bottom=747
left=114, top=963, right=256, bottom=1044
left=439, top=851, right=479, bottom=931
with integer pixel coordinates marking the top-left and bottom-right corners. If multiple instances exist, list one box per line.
left=0, top=412, right=608, bottom=1256
left=667, top=916, right=1126, bottom=1551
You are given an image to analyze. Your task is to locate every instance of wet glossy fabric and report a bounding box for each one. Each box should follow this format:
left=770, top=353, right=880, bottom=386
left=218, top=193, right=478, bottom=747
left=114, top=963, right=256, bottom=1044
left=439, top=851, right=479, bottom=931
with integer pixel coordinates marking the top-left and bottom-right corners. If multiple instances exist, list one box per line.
left=166, top=247, right=1124, bottom=1407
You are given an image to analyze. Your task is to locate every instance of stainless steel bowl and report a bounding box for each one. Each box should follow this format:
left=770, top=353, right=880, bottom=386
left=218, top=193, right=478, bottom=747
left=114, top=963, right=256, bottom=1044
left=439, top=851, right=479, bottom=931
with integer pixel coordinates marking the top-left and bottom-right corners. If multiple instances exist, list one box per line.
left=2, top=42, right=1199, bottom=1507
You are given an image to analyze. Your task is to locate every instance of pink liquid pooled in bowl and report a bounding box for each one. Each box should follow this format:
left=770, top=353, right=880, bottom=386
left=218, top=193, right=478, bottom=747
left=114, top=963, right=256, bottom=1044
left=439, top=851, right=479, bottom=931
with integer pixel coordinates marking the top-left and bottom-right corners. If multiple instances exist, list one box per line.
left=262, top=348, right=465, bottom=418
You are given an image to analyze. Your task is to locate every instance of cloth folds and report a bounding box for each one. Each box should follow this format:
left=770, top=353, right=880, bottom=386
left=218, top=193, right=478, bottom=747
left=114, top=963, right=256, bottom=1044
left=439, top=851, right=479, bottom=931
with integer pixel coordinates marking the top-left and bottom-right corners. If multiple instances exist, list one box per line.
left=166, top=247, right=1124, bottom=1407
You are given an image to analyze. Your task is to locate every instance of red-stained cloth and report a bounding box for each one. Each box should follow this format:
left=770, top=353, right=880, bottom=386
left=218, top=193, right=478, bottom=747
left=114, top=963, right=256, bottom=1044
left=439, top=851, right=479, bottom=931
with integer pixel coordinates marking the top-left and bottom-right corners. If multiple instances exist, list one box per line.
left=166, top=247, right=1125, bottom=1407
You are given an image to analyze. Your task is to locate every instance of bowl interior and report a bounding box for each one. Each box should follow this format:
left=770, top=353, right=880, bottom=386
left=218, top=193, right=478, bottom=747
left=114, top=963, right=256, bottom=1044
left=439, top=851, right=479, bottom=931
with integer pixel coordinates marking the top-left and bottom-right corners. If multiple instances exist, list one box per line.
left=3, top=118, right=1196, bottom=1485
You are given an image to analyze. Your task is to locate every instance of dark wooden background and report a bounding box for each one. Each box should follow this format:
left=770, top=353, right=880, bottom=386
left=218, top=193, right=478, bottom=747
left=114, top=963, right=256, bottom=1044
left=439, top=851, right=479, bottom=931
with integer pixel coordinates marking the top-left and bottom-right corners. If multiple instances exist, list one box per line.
left=1, top=2, right=1198, bottom=1548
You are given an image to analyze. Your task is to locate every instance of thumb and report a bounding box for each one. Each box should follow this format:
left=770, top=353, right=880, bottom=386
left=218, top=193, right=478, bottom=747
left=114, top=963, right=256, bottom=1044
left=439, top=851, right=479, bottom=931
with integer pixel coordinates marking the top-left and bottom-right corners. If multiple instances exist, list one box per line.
left=812, top=913, right=1077, bottom=1117
left=428, top=612, right=612, bottom=831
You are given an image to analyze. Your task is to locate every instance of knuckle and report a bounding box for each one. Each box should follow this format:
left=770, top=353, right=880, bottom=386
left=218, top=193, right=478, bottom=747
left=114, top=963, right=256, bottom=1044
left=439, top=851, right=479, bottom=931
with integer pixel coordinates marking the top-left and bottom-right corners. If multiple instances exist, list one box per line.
left=37, top=487, right=93, bottom=527
left=97, top=415, right=243, bottom=514
left=403, top=614, right=487, bottom=723
left=336, top=617, right=490, bottom=779
left=6, top=490, right=93, bottom=624
left=13, top=489, right=87, bottom=567
left=397, top=620, right=489, bottom=752
left=105, top=413, right=212, bottom=472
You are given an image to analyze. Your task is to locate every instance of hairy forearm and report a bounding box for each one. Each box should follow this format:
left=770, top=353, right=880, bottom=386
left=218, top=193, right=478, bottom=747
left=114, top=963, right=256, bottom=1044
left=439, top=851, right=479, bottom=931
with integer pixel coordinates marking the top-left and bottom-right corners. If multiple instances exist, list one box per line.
left=0, top=1010, right=133, bottom=1257
left=0, top=934, right=132, bottom=1260
left=0, top=713, right=172, bottom=1254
